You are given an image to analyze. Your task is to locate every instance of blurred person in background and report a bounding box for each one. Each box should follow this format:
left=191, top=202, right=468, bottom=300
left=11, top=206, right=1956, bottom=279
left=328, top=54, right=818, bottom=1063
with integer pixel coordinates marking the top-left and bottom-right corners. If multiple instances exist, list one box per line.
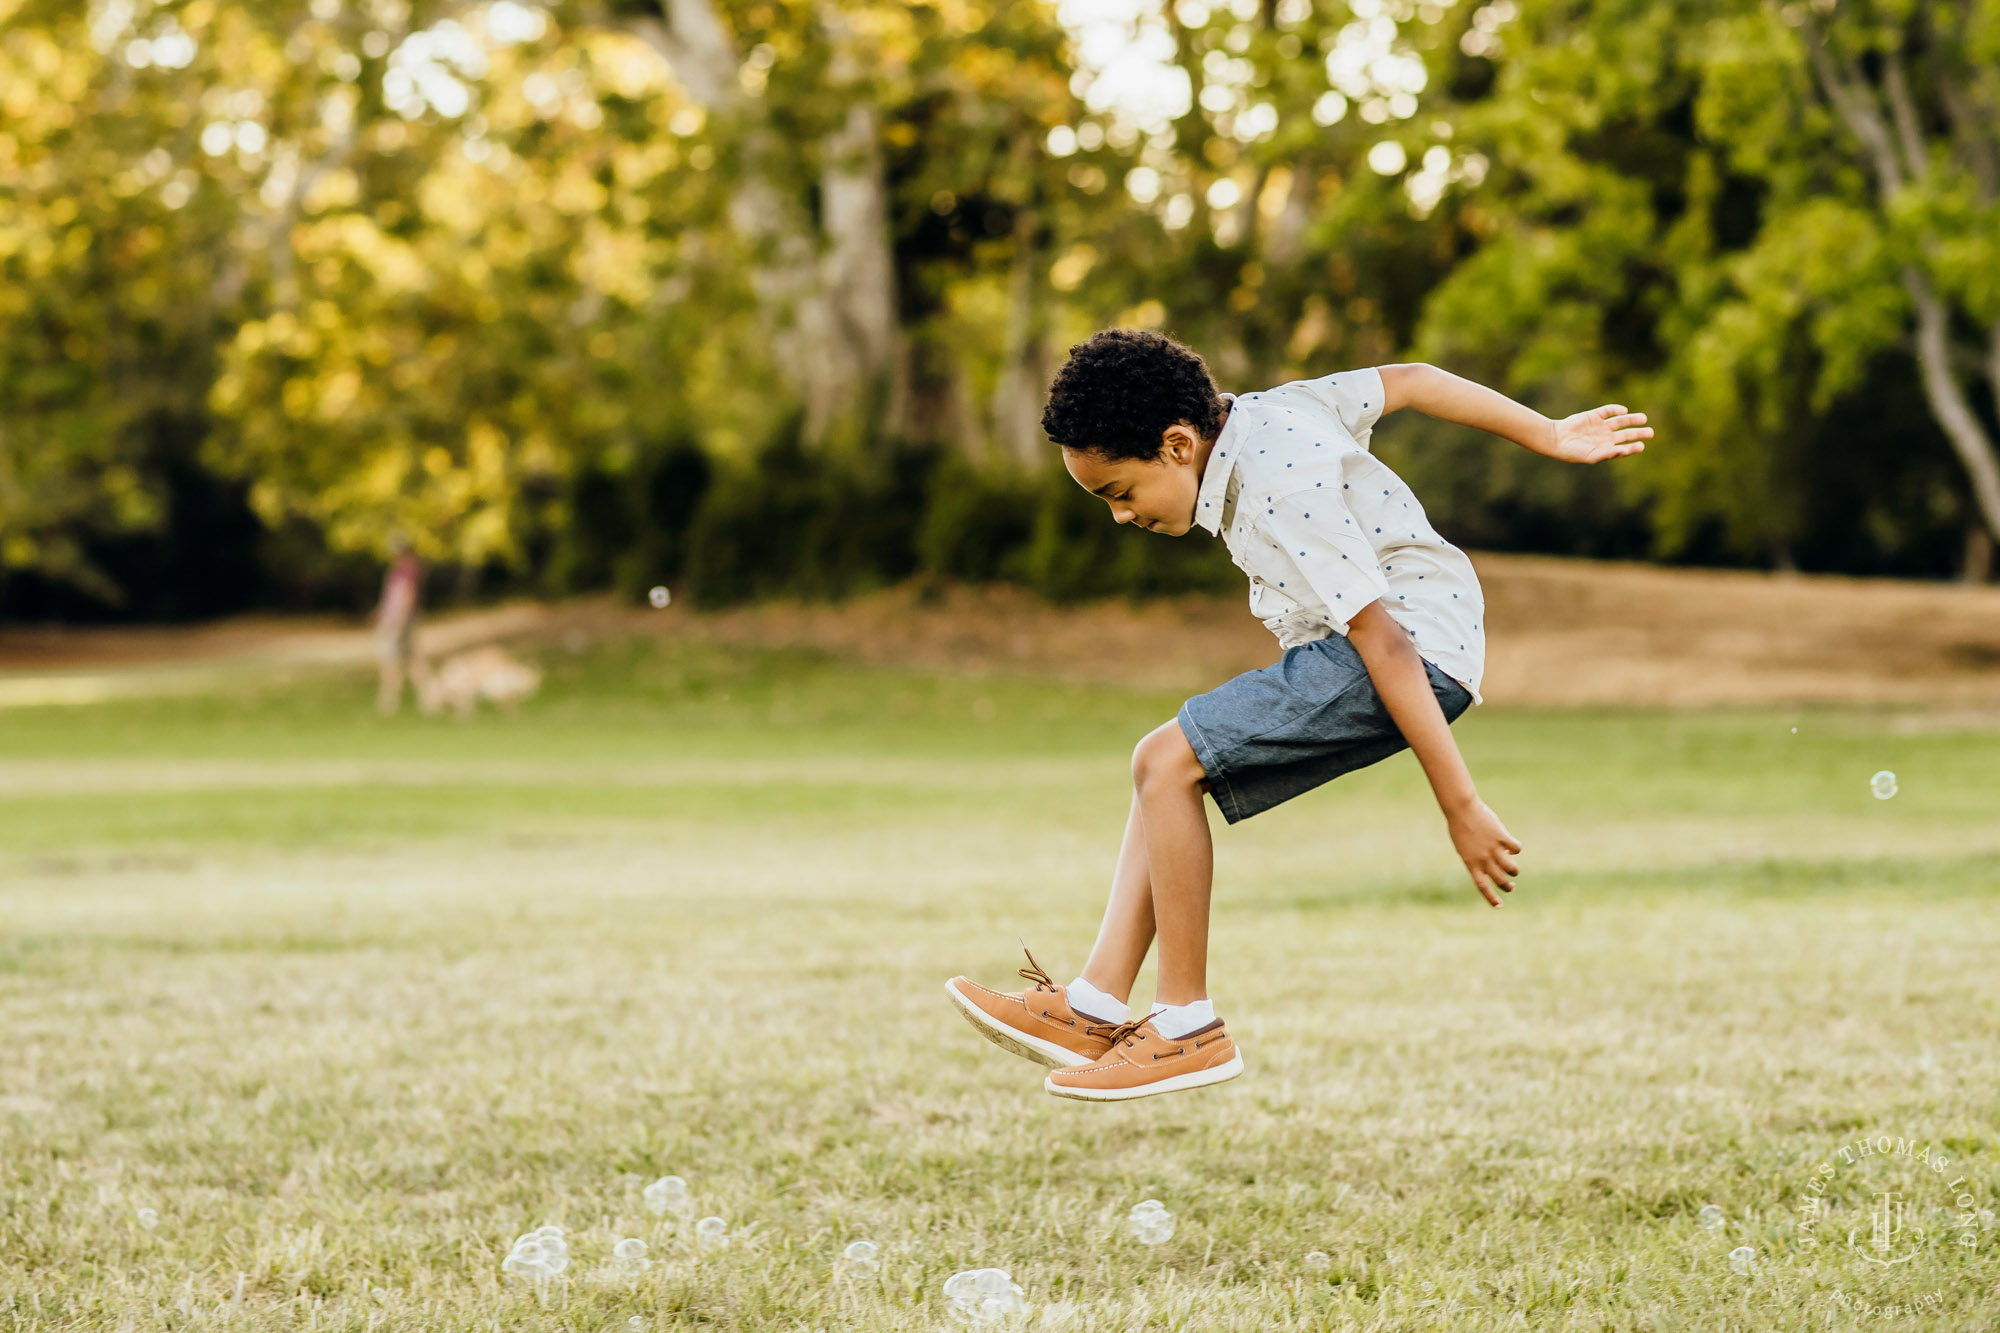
left=373, top=534, right=433, bottom=715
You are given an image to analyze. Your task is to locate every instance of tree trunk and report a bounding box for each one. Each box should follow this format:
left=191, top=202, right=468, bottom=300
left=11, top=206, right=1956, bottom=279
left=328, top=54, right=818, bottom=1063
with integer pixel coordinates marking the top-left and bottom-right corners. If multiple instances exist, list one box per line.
left=1963, top=525, right=1994, bottom=584
left=623, top=0, right=903, bottom=445
left=1263, top=163, right=1312, bottom=268
left=1804, top=24, right=2000, bottom=544
left=990, top=207, right=1049, bottom=466
left=813, top=97, right=905, bottom=443
left=1906, top=272, right=2000, bottom=541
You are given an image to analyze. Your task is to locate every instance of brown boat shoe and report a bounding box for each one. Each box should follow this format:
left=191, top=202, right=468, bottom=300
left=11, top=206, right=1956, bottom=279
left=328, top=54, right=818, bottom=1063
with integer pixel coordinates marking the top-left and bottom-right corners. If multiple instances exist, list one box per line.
left=1044, top=1013, right=1244, bottom=1102
left=945, top=947, right=1121, bottom=1069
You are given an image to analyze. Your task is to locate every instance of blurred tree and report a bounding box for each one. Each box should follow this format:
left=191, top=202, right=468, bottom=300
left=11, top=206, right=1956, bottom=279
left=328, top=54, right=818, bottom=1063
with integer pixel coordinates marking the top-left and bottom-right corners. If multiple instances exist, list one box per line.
left=1751, top=0, right=2000, bottom=564
left=1413, top=0, right=2000, bottom=572
left=563, top=0, right=1101, bottom=465
left=0, top=0, right=233, bottom=599
left=207, top=3, right=760, bottom=573
left=5, top=0, right=1993, bottom=616
left=586, top=0, right=905, bottom=443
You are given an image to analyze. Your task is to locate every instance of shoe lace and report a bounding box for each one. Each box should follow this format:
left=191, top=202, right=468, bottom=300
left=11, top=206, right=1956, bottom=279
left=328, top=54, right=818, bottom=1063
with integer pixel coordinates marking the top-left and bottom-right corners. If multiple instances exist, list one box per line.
left=1015, top=942, right=1057, bottom=993
left=1082, top=1013, right=1156, bottom=1048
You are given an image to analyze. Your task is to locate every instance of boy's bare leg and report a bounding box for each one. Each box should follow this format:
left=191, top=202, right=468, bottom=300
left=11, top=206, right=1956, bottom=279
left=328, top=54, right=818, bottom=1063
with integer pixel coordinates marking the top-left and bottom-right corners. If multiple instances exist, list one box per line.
left=1126, top=720, right=1214, bottom=1006
left=1078, top=793, right=1157, bottom=1004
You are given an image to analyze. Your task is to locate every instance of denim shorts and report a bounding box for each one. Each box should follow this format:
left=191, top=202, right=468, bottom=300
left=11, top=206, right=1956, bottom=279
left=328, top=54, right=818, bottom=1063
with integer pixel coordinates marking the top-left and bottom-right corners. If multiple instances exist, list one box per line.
left=1176, top=634, right=1473, bottom=825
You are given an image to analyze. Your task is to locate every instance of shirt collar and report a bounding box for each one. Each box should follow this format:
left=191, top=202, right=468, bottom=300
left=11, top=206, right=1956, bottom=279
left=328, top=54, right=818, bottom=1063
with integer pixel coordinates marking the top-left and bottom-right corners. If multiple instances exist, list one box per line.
left=1192, top=392, right=1240, bottom=536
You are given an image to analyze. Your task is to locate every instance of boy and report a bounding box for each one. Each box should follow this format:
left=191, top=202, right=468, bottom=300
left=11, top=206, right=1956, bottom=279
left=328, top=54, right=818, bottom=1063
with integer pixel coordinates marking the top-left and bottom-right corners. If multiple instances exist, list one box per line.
left=946, top=329, right=1650, bottom=1102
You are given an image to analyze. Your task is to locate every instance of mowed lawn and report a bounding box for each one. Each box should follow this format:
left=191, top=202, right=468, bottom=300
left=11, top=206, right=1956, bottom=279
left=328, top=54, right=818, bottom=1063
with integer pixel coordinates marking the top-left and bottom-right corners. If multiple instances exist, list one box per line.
left=2, top=637, right=1997, bottom=1331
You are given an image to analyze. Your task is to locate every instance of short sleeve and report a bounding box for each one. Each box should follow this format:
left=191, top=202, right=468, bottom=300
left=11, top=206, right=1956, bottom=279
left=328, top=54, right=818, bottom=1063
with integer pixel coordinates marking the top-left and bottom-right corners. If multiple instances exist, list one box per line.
left=1262, top=491, right=1389, bottom=633
left=1291, top=368, right=1385, bottom=447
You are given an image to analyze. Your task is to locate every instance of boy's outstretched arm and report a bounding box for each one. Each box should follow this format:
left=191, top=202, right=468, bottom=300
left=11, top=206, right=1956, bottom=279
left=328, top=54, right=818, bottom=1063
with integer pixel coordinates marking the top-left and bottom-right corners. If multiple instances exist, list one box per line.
left=1376, top=363, right=1652, bottom=464
left=1347, top=601, right=1520, bottom=907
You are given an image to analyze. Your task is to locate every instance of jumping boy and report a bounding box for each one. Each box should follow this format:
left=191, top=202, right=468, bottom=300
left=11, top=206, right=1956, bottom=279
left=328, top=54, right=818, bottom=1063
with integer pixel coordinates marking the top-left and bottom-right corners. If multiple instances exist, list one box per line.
left=945, top=330, right=1651, bottom=1102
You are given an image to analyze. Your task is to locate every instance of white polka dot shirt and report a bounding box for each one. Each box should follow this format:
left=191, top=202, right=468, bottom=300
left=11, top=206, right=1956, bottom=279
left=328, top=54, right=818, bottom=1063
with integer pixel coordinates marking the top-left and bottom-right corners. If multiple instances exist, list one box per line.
left=1193, top=368, right=1486, bottom=703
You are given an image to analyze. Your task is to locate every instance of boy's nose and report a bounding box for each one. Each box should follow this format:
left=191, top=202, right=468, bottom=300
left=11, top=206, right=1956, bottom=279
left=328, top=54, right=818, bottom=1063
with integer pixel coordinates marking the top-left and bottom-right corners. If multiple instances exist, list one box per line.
left=1112, top=506, right=1135, bottom=525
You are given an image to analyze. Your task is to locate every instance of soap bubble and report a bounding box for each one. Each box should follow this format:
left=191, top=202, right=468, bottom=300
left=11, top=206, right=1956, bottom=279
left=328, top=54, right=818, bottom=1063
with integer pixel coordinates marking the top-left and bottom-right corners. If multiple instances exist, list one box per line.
left=136, top=1208, right=158, bottom=1229
left=842, top=1239, right=880, bottom=1275
left=612, top=1237, right=651, bottom=1273
left=694, top=1216, right=728, bottom=1250
left=1729, top=1245, right=1755, bottom=1275
left=501, top=1226, right=570, bottom=1282
left=370, top=1287, right=388, bottom=1303
left=643, top=1176, right=692, bottom=1218
left=648, top=586, right=672, bottom=609
left=1126, top=1200, right=1174, bottom=1245
left=943, top=1268, right=1024, bottom=1323
left=1698, top=1204, right=1723, bottom=1229
left=1870, top=770, right=1897, bottom=800
left=1980, top=1209, right=1995, bottom=1229
left=628, top=1319, right=645, bottom=1331
left=1304, top=1250, right=1330, bottom=1271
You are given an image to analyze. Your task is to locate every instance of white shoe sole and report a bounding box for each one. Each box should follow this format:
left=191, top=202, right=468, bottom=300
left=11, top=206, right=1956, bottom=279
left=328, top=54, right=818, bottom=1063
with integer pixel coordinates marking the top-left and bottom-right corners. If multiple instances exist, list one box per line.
left=1044, top=1051, right=1245, bottom=1102
left=945, top=979, right=1098, bottom=1069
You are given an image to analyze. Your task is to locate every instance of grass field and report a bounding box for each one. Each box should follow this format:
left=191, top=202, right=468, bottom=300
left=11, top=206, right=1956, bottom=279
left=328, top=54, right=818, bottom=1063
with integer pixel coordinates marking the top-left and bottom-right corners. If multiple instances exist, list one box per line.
left=3, top=635, right=1997, bottom=1330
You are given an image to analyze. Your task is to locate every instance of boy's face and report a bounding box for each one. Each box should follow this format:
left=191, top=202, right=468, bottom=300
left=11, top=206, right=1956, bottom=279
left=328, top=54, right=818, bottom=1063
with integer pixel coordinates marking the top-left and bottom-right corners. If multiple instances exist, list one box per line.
left=1062, top=424, right=1211, bottom=537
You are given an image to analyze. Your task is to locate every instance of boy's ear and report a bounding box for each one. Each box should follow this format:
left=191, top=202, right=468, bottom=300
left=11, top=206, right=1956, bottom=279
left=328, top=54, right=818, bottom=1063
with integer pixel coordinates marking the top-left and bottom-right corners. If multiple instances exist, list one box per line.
left=1161, top=423, right=1199, bottom=460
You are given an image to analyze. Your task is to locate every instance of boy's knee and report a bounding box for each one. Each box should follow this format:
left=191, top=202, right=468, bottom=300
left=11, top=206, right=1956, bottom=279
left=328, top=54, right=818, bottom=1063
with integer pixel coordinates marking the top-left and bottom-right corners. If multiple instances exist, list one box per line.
left=1132, top=720, right=1204, bottom=792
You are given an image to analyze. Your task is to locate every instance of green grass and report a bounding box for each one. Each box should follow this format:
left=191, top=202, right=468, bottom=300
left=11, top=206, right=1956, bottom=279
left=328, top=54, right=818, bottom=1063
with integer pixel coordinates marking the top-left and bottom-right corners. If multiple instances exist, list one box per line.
left=2, top=636, right=1996, bottom=1330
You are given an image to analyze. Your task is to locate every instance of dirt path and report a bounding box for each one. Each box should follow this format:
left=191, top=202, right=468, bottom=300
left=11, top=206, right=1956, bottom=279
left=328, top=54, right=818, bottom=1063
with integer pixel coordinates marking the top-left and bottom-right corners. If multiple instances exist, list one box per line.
left=3, top=554, right=1997, bottom=708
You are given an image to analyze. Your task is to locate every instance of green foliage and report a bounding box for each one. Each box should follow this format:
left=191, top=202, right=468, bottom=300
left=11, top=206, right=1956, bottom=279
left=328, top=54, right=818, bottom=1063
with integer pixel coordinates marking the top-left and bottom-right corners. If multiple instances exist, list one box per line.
left=4, top=0, right=1996, bottom=618
left=616, top=420, right=1237, bottom=608
left=1420, top=0, right=2000, bottom=566
left=0, top=2, right=233, bottom=597
left=682, top=419, right=933, bottom=606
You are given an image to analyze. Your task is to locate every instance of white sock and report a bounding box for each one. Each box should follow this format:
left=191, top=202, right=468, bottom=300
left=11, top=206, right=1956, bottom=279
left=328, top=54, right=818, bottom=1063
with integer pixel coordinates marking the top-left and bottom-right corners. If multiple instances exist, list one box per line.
left=1065, top=977, right=1129, bottom=1024
left=1149, top=999, right=1217, bottom=1039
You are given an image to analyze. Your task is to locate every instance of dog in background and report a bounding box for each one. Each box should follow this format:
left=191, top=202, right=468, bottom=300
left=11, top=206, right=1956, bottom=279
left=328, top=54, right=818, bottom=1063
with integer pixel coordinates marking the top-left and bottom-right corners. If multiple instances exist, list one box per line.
left=419, top=644, right=542, bottom=717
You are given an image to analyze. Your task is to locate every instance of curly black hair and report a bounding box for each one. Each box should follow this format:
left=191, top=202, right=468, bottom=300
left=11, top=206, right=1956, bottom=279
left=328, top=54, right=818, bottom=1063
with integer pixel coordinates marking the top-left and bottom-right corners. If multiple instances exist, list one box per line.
left=1040, top=329, right=1225, bottom=461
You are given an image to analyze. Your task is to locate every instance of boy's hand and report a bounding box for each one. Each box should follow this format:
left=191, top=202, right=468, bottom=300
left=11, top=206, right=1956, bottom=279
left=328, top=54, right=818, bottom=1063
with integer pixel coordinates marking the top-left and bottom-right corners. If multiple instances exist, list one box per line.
left=1446, top=799, right=1522, bottom=907
left=1549, top=404, right=1651, bottom=464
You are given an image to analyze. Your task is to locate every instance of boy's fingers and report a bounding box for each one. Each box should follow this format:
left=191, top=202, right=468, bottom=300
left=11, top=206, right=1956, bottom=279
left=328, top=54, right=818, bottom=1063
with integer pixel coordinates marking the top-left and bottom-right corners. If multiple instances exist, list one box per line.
left=1596, top=404, right=1627, bottom=419
left=1471, top=871, right=1500, bottom=908
left=1610, top=412, right=1647, bottom=429
left=1498, top=851, right=1520, bottom=877
left=1503, top=833, right=1523, bottom=853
